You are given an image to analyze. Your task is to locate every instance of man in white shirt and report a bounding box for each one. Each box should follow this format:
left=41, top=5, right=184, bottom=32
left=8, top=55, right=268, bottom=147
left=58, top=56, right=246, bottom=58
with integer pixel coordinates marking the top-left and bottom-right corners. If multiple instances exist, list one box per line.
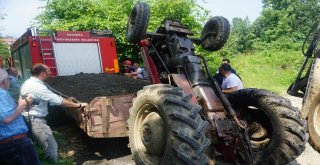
left=20, top=64, right=88, bottom=163
left=220, top=63, right=243, bottom=94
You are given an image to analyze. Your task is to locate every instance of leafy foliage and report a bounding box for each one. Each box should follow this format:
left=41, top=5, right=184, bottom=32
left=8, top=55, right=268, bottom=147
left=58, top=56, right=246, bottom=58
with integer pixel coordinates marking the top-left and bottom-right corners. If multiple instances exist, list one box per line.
left=0, top=40, right=10, bottom=59
left=35, top=0, right=209, bottom=63
left=33, top=0, right=320, bottom=93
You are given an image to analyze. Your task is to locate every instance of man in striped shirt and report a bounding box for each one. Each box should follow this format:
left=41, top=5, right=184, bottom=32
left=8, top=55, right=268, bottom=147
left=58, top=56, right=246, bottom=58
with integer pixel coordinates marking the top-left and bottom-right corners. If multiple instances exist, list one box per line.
left=0, top=68, right=40, bottom=165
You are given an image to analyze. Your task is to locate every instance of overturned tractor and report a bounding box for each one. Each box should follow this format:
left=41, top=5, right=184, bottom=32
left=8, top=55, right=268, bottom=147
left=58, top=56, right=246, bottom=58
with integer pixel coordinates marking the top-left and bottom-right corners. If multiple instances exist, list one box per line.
left=126, top=2, right=307, bottom=165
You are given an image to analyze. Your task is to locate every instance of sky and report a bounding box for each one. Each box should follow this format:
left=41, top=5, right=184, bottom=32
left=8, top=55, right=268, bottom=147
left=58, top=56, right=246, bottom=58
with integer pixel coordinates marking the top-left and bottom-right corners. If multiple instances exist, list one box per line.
left=0, top=0, right=263, bottom=38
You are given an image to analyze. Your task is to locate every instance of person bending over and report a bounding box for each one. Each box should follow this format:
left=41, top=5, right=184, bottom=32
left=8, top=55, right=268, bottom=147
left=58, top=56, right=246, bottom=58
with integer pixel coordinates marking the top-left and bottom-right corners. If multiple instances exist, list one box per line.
left=20, top=64, right=88, bottom=163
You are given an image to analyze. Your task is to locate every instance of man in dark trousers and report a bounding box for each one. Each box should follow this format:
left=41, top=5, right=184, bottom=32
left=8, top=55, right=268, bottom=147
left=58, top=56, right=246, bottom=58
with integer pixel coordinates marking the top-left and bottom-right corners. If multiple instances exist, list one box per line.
left=0, top=68, right=40, bottom=165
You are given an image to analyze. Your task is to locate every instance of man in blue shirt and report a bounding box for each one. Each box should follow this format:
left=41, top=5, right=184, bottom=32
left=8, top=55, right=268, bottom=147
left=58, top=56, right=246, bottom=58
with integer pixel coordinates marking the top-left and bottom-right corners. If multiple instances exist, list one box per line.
left=7, top=67, right=21, bottom=100
left=0, top=68, right=40, bottom=165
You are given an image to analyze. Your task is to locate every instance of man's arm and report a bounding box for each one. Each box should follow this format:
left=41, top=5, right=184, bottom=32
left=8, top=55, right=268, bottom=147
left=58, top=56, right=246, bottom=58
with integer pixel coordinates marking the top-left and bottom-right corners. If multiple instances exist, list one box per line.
left=1, top=96, right=31, bottom=124
left=61, top=99, right=87, bottom=109
left=222, top=86, right=238, bottom=94
left=38, top=87, right=87, bottom=108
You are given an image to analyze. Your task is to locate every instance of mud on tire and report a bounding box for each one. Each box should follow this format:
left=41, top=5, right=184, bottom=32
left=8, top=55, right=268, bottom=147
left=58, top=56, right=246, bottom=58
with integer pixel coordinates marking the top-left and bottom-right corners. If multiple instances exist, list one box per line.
left=126, top=2, right=150, bottom=43
left=228, top=88, right=307, bottom=165
left=201, top=16, right=230, bottom=51
left=128, top=84, right=210, bottom=165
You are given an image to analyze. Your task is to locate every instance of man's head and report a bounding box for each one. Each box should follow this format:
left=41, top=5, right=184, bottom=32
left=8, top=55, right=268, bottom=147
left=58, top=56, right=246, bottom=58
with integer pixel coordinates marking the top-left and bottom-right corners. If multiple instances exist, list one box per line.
left=133, top=63, right=139, bottom=69
left=31, top=64, right=51, bottom=80
left=0, top=68, right=10, bottom=90
left=222, top=58, right=230, bottom=64
left=123, top=60, right=132, bottom=68
left=220, top=63, right=232, bottom=77
left=7, top=67, right=18, bottom=77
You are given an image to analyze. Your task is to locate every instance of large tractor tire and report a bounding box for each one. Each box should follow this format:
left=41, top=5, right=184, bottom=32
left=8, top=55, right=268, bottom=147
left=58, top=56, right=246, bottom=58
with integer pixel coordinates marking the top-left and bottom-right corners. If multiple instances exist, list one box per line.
left=128, top=84, right=210, bottom=165
left=126, top=2, right=150, bottom=43
left=302, top=58, right=320, bottom=152
left=228, top=88, right=307, bottom=165
left=201, top=16, right=230, bottom=51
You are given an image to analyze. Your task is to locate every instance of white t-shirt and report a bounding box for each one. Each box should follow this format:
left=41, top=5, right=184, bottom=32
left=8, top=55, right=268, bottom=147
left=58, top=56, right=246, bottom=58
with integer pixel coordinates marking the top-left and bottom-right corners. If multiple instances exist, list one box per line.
left=221, top=73, right=243, bottom=90
left=136, top=68, right=143, bottom=79
left=20, top=77, right=63, bottom=117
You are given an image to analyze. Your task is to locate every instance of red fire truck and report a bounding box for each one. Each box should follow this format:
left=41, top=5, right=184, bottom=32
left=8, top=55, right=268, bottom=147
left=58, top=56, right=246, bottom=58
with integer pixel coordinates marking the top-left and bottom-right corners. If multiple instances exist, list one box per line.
left=10, top=28, right=119, bottom=78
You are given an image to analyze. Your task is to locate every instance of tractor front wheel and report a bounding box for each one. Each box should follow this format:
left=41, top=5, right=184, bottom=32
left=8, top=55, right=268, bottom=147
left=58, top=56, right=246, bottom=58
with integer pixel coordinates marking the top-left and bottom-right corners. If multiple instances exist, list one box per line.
left=228, top=88, right=307, bottom=165
left=128, top=84, right=210, bottom=165
left=126, top=2, right=150, bottom=43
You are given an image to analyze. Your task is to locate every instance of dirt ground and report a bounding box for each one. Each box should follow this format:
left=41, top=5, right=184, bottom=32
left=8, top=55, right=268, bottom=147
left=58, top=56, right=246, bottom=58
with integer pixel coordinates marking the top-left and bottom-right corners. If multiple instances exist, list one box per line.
left=50, top=95, right=320, bottom=165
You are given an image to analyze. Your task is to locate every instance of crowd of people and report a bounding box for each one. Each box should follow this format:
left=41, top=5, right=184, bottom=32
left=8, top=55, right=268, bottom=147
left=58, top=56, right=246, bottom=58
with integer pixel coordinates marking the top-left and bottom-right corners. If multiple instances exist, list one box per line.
left=213, top=58, right=243, bottom=94
left=0, top=58, right=241, bottom=164
left=121, top=60, right=148, bottom=79
left=0, top=64, right=88, bottom=164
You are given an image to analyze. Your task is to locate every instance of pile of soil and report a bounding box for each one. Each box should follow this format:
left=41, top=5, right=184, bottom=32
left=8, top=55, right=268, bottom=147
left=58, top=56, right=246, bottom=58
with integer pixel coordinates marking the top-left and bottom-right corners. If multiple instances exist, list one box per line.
left=45, top=73, right=150, bottom=103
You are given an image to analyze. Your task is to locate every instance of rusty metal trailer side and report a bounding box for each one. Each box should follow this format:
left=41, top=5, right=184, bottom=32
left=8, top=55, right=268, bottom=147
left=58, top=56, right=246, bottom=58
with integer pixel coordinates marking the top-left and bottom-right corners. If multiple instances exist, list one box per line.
left=66, top=94, right=135, bottom=138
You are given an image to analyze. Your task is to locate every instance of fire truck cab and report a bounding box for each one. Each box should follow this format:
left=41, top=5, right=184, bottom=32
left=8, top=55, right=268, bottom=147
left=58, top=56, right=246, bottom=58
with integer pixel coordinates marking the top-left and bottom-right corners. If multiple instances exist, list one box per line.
left=10, top=28, right=119, bottom=78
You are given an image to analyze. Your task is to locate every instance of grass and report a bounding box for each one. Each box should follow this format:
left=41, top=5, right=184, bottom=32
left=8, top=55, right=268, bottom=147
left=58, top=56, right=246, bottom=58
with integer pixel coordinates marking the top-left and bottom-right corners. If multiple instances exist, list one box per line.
left=223, top=50, right=305, bottom=95
left=33, top=130, right=74, bottom=165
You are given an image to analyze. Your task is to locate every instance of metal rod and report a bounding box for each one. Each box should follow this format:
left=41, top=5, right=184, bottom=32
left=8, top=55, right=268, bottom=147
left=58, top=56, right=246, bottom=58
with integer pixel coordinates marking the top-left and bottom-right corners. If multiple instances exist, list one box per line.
left=150, top=43, right=171, bottom=74
left=44, top=82, right=80, bottom=103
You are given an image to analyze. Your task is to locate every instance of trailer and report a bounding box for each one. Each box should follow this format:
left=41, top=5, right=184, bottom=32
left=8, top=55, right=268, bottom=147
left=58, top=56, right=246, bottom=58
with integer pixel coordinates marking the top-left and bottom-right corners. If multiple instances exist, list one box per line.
left=10, top=28, right=120, bottom=79
left=45, top=73, right=149, bottom=138
left=10, top=28, right=149, bottom=138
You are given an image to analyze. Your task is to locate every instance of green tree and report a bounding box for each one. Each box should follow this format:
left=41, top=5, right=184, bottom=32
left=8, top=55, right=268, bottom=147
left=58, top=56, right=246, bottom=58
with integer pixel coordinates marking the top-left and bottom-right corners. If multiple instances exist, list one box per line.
left=0, top=40, right=10, bottom=60
left=35, top=0, right=209, bottom=62
left=0, top=11, right=10, bottom=60
left=229, top=17, right=254, bottom=53
left=253, top=0, right=320, bottom=43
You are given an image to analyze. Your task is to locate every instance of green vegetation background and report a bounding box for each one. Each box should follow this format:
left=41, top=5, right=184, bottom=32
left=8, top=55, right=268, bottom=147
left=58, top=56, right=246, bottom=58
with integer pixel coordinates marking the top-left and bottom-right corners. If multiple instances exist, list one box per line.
left=1, top=0, right=320, bottom=163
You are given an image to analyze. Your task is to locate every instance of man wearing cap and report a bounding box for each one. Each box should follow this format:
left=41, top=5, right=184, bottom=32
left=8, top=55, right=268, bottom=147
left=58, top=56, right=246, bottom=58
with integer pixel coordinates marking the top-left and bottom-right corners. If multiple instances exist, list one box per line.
left=0, top=68, right=40, bottom=165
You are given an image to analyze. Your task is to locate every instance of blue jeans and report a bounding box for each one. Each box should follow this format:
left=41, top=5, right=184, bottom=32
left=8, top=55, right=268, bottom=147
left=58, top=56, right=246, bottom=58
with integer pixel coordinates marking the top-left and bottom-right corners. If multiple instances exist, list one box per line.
left=0, top=137, right=40, bottom=165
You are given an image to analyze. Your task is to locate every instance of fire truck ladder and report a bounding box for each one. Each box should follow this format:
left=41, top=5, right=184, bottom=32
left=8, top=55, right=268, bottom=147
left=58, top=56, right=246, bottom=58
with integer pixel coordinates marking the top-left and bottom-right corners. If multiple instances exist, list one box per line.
left=37, top=29, right=57, bottom=72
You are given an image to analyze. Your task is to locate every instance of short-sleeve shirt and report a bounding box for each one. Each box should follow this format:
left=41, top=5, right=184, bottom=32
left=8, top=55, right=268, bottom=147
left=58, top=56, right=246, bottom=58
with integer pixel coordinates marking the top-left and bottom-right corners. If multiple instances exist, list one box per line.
left=221, top=73, right=243, bottom=90
left=136, top=67, right=144, bottom=79
left=0, top=88, right=28, bottom=140
left=20, top=77, right=63, bottom=117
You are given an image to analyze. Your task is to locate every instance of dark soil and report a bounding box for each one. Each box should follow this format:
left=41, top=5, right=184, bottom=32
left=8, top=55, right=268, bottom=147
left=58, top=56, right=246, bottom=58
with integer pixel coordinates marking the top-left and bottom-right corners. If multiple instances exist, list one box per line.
left=51, top=120, right=133, bottom=165
left=45, top=73, right=150, bottom=103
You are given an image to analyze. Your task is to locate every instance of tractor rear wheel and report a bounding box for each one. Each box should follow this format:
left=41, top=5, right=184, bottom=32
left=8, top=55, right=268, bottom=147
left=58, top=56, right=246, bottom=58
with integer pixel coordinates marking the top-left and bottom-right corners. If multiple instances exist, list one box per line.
left=126, top=2, right=150, bottom=43
left=228, top=88, right=307, bottom=165
left=201, top=16, right=230, bottom=51
left=128, top=84, right=210, bottom=165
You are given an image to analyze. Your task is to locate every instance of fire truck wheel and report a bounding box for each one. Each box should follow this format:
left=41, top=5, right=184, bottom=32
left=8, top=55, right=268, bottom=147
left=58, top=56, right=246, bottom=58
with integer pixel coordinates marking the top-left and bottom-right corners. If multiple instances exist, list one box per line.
left=128, top=84, right=210, bottom=165
left=201, top=16, right=230, bottom=51
left=126, top=2, right=150, bottom=43
left=228, top=88, right=307, bottom=165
